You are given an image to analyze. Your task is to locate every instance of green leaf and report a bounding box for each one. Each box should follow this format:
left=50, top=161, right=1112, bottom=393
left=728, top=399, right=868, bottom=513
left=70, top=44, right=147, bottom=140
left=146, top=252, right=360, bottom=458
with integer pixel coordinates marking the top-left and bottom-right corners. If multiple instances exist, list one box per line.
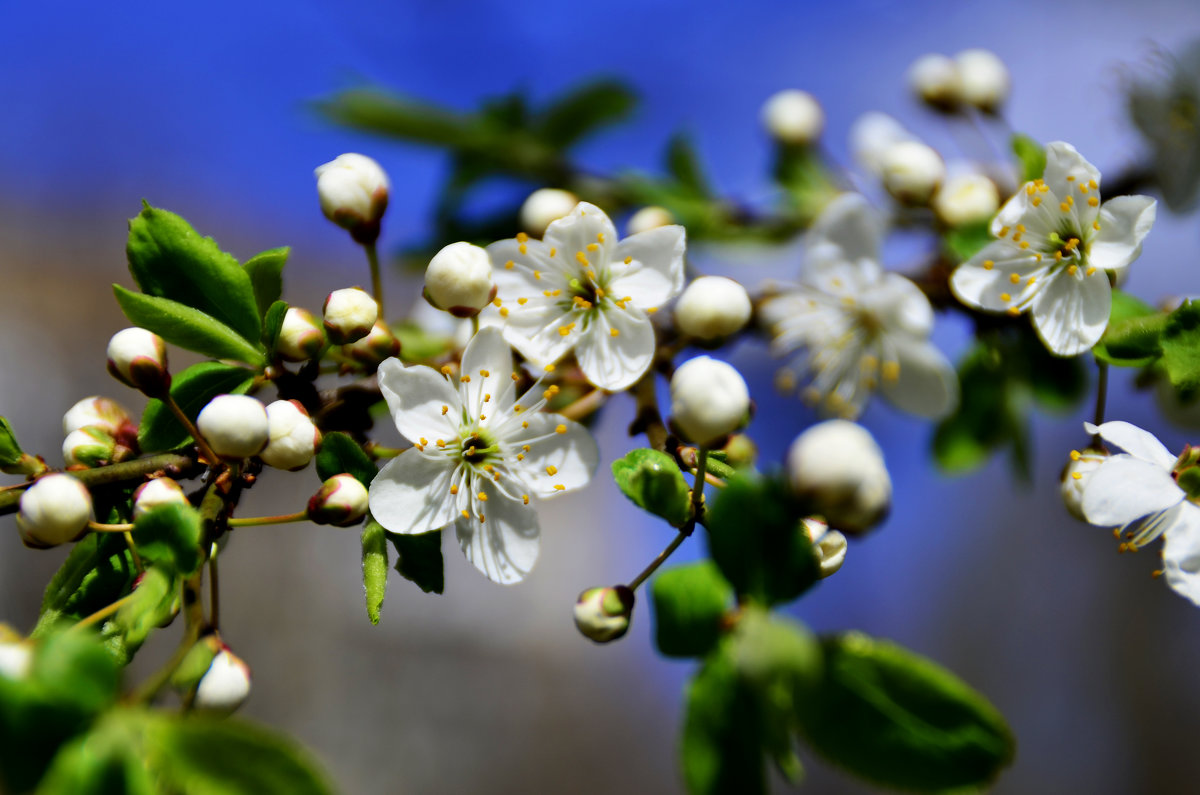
left=35, top=709, right=156, bottom=795
left=704, top=473, right=818, bottom=606
left=1094, top=290, right=1164, bottom=367
left=651, top=561, right=733, bottom=658
left=666, top=133, right=712, bottom=197
left=315, top=432, right=378, bottom=486
left=113, top=286, right=266, bottom=367
left=1020, top=331, right=1088, bottom=412
left=1011, top=133, right=1046, bottom=182
left=31, top=631, right=122, bottom=717
left=535, top=79, right=636, bottom=148
left=794, top=632, right=1015, bottom=792
left=0, top=417, right=23, bottom=466
left=114, top=566, right=179, bottom=649
left=611, top=448, right=693, bottom=527
left=126, top=204, right=261, bottom=343
left=261, top=300, right=288, bottom=352
left=395, top=321, right=456, bottom=364
left=170, top=638, right=220, bottom=693
left=933, top=341, right=1018, bottom=475
left=133, top=504, right=204, bottom=576
left=362, top=520, right=389, bottom=624
left=1160, top=299, right=1200, bottom=392
left=139, top=362, right=256, bottom=452
left=390, top=531, right=444, bottom=594
left=242, top=247, right=289, bottom=320
left=681, top=639, right=766, bottom=795
left=942, top=221, right=992, bottom=263
left=34, top=534, right=136, bottom=638
left=316, top=88, right=478, bottom=149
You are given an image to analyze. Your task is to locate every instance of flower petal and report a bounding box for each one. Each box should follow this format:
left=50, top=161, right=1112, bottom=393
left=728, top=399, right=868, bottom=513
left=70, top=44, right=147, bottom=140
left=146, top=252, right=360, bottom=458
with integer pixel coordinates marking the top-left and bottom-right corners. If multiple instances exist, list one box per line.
left=806, top=193, right=883, bottom=264
left=369, top=452, right=458, bottom=535
left=460, top=328, right=516, bottom=418
left=377, top=358, right=460, bottom=443
left=880, top=335, right=959, bottom=418
left=1161, top=502, right=1200, bottom=607
left=575, top=307, right=655, bottom=391
left=869, top=273, right=935, bottom=337
left=1030, top=268, right=1111, bottom=357
left=1090, top=195, right=1157, bottom=271
left=507, top=413, right=599, bottom=498
left=949, top=241, right=1042, bottom=313
left=454, top=476, right=540, bottom=584
left=1083, top=420, right=1177, bottom=468
left=1081, top=455, right=1183, bottom=526
left=1043, top=141, right=1102, bottom=200
left=544, top=202, right=619, bottom=273
left=610, top=225, right=687, bottom=308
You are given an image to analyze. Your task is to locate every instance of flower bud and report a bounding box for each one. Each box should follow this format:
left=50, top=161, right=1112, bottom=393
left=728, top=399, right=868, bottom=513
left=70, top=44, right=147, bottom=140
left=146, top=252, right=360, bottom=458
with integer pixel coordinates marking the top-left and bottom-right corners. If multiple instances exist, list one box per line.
left=314, top=153, right=389, bottom=243
left=1060, top=447, right=1108, bottom=521
left=801, top=517, right=847, bottom=578
left=260, top=400, right=321, bottom=471
left=787, top=420, right=891, bottom=534
left=196, top=395, right=270, bottom=460
left=955, top=49, right=1009, bottom=112
left=907, top=53, right=962, bottom=111
left=308, top=474, right=369, bottom=526
left=761, top=89, right=825, bottom=145
left=343, top=320, right=401, bottom=368
left=627, top=206, right=675, bottom=236
left=63, top=396, right=132, bottom=439
left=194, top=646, right=252, bottom=714
left=17, top=474, right=93, bottom=548
left=133, top=477, right=189, bottom=521
left=932, top=172, right=1000, bottom=227
left=670, top=356, right=751, bottom=447
left=63, top=426, right=117, bottom=468
left=423, top=242, right=495, bottom=318
left=106, top=328, right=170, bottom=397
left=520, top=188, right=578, bottom=236
left=880, top=140, right=946, bottom=205
left=0, top=636, right=31, bottom=680
left=322, top=287, right=378, bottom=345
left=674, top=276, right=752, bottom=341
left=573, top=585, right=634, bottom=643
left=850, top=112, right=916, bottom=176
left=276, top=307, right=325, bottom=361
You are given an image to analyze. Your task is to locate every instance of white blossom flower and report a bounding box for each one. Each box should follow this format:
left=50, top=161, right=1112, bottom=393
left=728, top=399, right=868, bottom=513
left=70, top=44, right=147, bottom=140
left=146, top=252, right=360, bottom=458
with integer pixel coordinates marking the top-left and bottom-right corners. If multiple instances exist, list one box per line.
left=908, top=53, right=962, bottom=110
left=1081, top=421, right=1200, bottom=606
left=368, top=328, right=599, bottom=584
left=955, top=49, right=1010, bottom=112
left=482, top=202, right=685, bottom=391
left=933, top=172, right=1000, bottom=228
left=950, top=142, right=1157, bottom=356
left=760, top=193, right=958, bottom=419
left=880, top=140, right=945, bottom=205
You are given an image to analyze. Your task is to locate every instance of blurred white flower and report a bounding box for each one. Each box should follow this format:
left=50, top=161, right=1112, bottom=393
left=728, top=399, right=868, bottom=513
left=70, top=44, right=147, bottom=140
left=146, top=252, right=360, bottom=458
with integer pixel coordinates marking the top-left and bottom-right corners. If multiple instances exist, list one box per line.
left=933, top=172, right=1000, bottom=228
left=787, top=419, right=891, bottom=534
left=955, top=49, right=1010, bottom=112
left=520, top=188, right=578, bottom=236
left=880, top=140, right=945, bottom=205
left=908, top=54, right=962, bottom=110
left=761, top=89, right=825, bottom=145
left=626, top=205, right=675, bottom=236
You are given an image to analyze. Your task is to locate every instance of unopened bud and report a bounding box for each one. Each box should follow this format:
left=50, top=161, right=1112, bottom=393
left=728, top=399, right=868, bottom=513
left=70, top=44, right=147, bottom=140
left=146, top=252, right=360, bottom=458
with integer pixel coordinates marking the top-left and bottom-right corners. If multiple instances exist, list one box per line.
left=276, top=307, right=325, bottom=361
left=260, top=400, right=321, bottom=471
left=194, top=646, right=252, bottom=714
left=343, top=320, right=401, bottom=367
left=722, top=434, right=757, bottom=468
left=907, top=53, right=962, bottom=111
left=133, top=478, right=189, bottom=521
left=674, top=276, right=752, bottom=341
left=932, top=172, right=1000, bottom=227
left=880, top=140, right=945, bottom=205
left=1060, top=448, right=1108, bottom=521
left=322, top=287, right=378, bottom=345
left=801, top=517, right=847, bottom=578
left=0, top=627, right=31, bottom=680
left=63, top=427, right=117, bottom=468
left=573, top=585, right=634, bottom=643
left=106, top=328, right=170, bottom=397
left=17, top=474, right=93, bottom=548
left=314, top=153, right=390, bottom=244
left=627, top=206, right=675, bottom=236
left=787, top=420, right=891, bottom=534
left=63, top=396, right=132, bottom=439
left=761, top=89, right=825, bottom=145
left=670, top=357, right=750, bottom=448
left=955, top=49, right=1009, bottom=113
left=196, top=395, right=269, bottom=460
left=308, top=474, right=369, bottom=526
left=424, top=242, right=495, bottom=318
left=520, top=188, right=578, bottom=236
left=850, top=112, right=916, bottom=176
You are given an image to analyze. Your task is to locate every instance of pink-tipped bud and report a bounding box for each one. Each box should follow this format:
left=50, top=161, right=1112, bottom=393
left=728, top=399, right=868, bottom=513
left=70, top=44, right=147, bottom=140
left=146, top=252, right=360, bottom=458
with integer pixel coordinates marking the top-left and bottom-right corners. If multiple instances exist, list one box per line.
left=260, top=401, right=321, bottom=471
left=573, top=586, right=634, bottom=643
left=343, top=321, right=401, bottom=368
left=196, top=395, right=270, bottom=460
left=424, top=242, right=496, bottom=318
left=133, top=478, right=189, bottom=521
left=17, top=474, right=93, bottom=548
left=194, top=645, right=252, bottom=714
left=307, top=474, right=369, bottom=527
left=106, top=328, right=170, bottom=397
left=323, top=287, right=378, bottom=345
left=314, top=153, right=390, bottom=244
left=276, top=307, right=325, bottom=361
left=63, top=396, right=133, bottom=440
left=63, top=426, right=117, bottom=468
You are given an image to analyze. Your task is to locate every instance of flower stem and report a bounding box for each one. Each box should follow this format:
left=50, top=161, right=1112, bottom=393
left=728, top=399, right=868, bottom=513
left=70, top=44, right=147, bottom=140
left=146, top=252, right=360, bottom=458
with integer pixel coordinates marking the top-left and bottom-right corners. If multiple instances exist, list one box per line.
left=364, top=240, right=385, bottom=320
left=364, top=442, right=407, bottom=460
left=124, top=532, right=145, bottom=573
left=208, top=544, right=220, bottom=630
left=627, top=447, right=710, bottom=591
left=164, top=395, right=220, bottom=466
left=627, top=530, right=689, bottom=591
left=71, top=591, right=138, bottom=632
left=227, top=511, right=309, bottom=527
left=88, top=521, right=134, bottom=533
left=1092, top=360, right=1109, bottom=444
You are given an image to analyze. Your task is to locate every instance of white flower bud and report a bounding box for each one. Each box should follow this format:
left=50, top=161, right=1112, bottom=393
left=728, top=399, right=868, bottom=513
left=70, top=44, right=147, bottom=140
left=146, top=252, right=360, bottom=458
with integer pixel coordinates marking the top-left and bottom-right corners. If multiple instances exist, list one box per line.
left=674, top=276, right=752, bottom=341
left=1060, top=448, right=1108, bottom=521
left=260, top=400, right=321, bottom=471
left=627, top=206, right=675, bottom=236
left=196, top=395, right=269, bottom=460
left=343, top=320, right=401, bottom=367
left=106, top=328, right=170, bottom=397
left=194, top=646, right=251, bottom=714
left=907, top=54, right=962, bottom=110
left=520, top=188, right=578, bottom=236
left=849, top=112, right=916, bottom=176
left=955, top=49, right=1009, bottom=112
left=133, top=478, right=189, bottom=521
left=63, top=427, right=117, bottom=468
left=880, top=140, right=946, bottom=205
left=314, top=153, right=389, bottom=243
left=670, top=357, right=751, bottom=447
left=801, top=517, right=847, bottom=579
left=424, top=242, right=495, bottom=318
left=573, top=586, right=634, bottom=643
left=17, top=474, right=93, bottom=548
left=276, top=307, right=325, bottom=361
left=932, top=172, right=1000, bottom=227
left=761, top=89, right=825, bottom=145
left=322, top=287, right=378, bottom=345
left=308, top=474, right=369, bottom=526
left=787, top=420, right=891, bottom=534
left=63, top=396, right=132, bottom=438
left=0, top=640, right=31, bottom=680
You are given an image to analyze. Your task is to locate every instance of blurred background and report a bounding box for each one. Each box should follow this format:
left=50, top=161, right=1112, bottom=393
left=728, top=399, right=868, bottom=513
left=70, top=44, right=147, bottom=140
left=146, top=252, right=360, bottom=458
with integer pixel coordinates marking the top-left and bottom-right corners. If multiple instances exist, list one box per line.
left=3, top=1, right=1200, bottom=792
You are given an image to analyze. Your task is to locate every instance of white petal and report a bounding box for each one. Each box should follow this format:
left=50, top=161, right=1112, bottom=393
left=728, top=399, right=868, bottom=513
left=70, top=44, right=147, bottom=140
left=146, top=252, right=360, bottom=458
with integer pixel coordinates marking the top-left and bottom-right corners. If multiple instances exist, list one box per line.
left=805, top=254, right=879, bottom=294
left=1084, top=420, right=1177, bottom=469
left=575, top=308, right=655, bottom=391
left=610, top=225, right=687, bottom=308
left=880, top=335, right=959, bottom=418
left=870, top=273, right=935, bottom=337
left=377, top=359, right=460, bottom=443
left=1043, top=141, right=1102, bottom=200
left=1030, top=269, right=1111, bottom=357
left=1161, top=502, right=1200, bottom=607
left=487, top=238, right=567, bottom=284
left=460, top=328, right=516, bottom=417
left=454, top=476, right=540, bottom=584
left=990, top=189, right=1035, bottom=237
left=1081, top=455, right=1183, bottom=526
left=369, top=452, right=458, bottom=535
left=508, top=413, right=599, bottom=498
left=807, top=193, right=882, bottom=263
left=544, top=202, right=619, bottom=273
left=949, top=241, right=1042, bottom=313
left=1089, top=195, right=1157, bottom=271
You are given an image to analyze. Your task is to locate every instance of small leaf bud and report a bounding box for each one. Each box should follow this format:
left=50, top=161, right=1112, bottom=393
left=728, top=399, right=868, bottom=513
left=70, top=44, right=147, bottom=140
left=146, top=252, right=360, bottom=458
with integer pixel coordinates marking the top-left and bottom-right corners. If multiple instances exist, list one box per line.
left=322, top=287, right=378, bottom=345
left=106, top=328, right=170, bottom=397
left=932, top=172, right=1000, bottom=228
left=17, top=473, right=93, bottom=548
left=520, top=188, right=578, bottom=236
left=674, top=276, right=752, bottom=341
left=63, top=396, right=133, bottom=439
left=133, top=477, right=189, bottom=521
left=194, top=645, right=252, bottom=714
left=62, top=426, right=117, bottom=468
left=907, top=53, right=962, bottom=111
left=801, top=517, right=847, bottom=578
left=423, top=242, right=495, bottom=318
left=260, top=400, right=321, bottom=471
left=626, top=206, right=675, bottom=236
left=1060, top=448, right=1109, bottom=521
left=761, top=89, right=825, bottom=145
left=880, top=140, right=946, bottom=205
left=196, top=395, right=270, bottom=460
left=343, top=320, right=401, bottom=368
left=955, top=49, right=1009, bottom=113
left=787, top=420, right=891, bottom=535
left=308, top=474, right=369, bottom=526
left=573, top=585, right=634, bottom=643
left=314, top=153, right=390, bottom=244
left=276, top=307, right=325, bottom=361
left=670, top=356, right=750, bottom=448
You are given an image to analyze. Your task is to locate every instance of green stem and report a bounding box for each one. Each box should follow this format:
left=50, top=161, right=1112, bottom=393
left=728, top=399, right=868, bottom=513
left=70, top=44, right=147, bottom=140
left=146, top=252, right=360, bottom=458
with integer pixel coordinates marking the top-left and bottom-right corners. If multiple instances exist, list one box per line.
left=364, top=240, right=385, bottom=320
left=71, top=591, right=138, bottom=632
left=631, top=373, right=668, bottom=452
left=627, top=447, right=709, bottom=591
left=88, top=521, right=134, bottom=533
left=0, top=453, right=197, bottom=516
left=208, top=544, right=220, bottom=631
left=227, top=511, right=309, bottom=527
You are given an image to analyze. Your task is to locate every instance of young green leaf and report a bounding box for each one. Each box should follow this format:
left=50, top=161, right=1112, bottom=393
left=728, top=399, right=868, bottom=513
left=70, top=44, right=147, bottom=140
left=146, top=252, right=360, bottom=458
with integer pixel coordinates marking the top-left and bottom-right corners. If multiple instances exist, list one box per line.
left=114, top=565, right=179, bottom=649
left=315, top=432, right=378, bottom=486
left=139, top=362, right=256, bottom=452
left=243, top=247, right=289, bottom=320
left=0, top=417, right=23, bottom=467
left=390, top=531, right=445, bottom=594
left=132, top=504, right=204, bottom=576
left=1011, top=133, right=1046, bottom=183
left=932, top=340, right=1020, bottom=475
left=535, top=79, right=636, bottom=148
left=362, top=520, right=389, bottom=624
left=651, top=561, right=733, bottom=658
left=395, top=321, right=457, bottom=364
left=113, top=286, right=266, bottom=367
left=261, top=300, right=289, bottom=352
left=611, top=448, right=693, bottom=527
left=1157, top=300, right=1200, bottom=391
left=34, top=533, right=137, bottom=638
left=942, top=220, right=992, bottom=263
left=666, top=133, right=712, bottom=197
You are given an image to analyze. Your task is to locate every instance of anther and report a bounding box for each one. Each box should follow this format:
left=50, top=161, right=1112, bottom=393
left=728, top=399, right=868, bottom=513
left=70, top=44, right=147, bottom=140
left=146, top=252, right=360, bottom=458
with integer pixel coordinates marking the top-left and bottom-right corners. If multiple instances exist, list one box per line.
left=587, top=243, right=599, bottom=252
left=544, top=364, right=556, bottom=372
left=555, top=424, right=567, bottom=434
left=983, top=260, right=994, bottom=270
left=505, top=260, right=515, bottom=270
left=554, top=484, right=566, bottom=491
left=1000, top=292, right=1011, bottom=302
left=610, top=328, right=620, bottom=337
left=576, top=251, right=589, bottom=266
left=550, top=247, right=556, bottom=257
left=461, top=375, right=471, bottom=383
left=597, top=232, right=605, bottom=243
left=478, top=492, right=488, bottom=501
left=522, top=494, right=529, bottom=505
left=480, top=369, right=490, bottom=377
left=1088, top=197, right=1099, bottom=207
left=492, top=298, right=502, bottom=307
left=546, top=465, right=558, bottom=476
left=1010, top=273, right=1021, bottom=284
left=533, top=272, right=541, bottom=281
left=441, top=364, right=453, bottom=375
left=461, top=509, right=470, bottom=519
left=517, top=232, right=529, bottom=243
left=484, top=393, right=491, bottom=402
left=1067, top=265, right=1078, bottom=276
left=1072, top=472, right=1082, bottom=480
left=441, top=405, right=449, bottom=415
left=624, top=256, right=632, bottom=264
left=451, top=485, right=459, bottom=495
left=500, top=307, right=510, bottom=317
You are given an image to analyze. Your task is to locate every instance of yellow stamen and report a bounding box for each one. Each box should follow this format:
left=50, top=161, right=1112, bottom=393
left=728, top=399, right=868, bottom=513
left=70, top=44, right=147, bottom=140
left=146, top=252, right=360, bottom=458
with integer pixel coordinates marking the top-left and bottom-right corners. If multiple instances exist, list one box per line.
left=546, top=465, right=558, bottom=476
left=1009, top=273, right=1021, bottom=284
left=522, top=494, right=530, bottom=505
left=555, top=424, right=567, bottom=434
left=1000, top=292, right=1011, bottom=302
left=554, top=484, right=566, bottom=491
left=478, top=492, right=487, bottom=501
left=624, top=256, right=632, bottom=264
left=610, top=327, right=620, bottom=337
